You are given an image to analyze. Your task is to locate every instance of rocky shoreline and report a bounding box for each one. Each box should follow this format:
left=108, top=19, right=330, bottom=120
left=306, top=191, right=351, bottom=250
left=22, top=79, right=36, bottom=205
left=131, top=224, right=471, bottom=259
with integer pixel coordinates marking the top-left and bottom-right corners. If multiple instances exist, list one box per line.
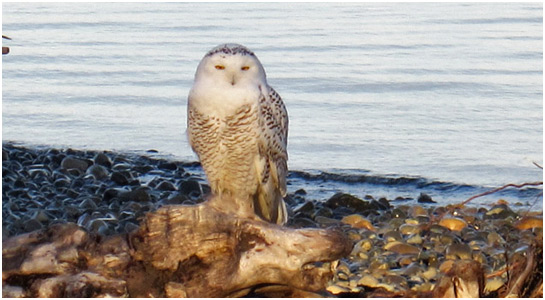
left=2, top=142, right=543, bottom=297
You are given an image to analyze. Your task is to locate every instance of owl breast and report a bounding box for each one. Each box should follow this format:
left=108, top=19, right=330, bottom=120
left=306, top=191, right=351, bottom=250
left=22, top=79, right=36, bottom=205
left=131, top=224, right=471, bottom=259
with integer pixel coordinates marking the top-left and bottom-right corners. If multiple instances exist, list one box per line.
left=188, top=100, right=261, bottom=198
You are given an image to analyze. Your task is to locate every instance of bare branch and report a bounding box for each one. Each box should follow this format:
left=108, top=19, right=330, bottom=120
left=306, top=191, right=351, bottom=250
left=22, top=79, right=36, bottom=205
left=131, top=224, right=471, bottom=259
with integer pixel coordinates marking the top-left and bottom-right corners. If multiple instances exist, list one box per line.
left=457, top=181, right=543, bottom=208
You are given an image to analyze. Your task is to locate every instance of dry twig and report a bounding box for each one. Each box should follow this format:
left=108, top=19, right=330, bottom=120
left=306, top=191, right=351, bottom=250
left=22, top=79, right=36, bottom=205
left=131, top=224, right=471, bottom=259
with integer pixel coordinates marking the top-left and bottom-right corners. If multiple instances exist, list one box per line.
left=455, top=181, right=543, bottom=209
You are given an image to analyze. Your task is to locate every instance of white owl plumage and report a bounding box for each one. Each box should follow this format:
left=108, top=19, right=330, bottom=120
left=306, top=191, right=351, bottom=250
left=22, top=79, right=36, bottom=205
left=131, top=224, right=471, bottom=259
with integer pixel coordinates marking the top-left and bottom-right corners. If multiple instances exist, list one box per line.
left=187, top=44, right=288, bottom=225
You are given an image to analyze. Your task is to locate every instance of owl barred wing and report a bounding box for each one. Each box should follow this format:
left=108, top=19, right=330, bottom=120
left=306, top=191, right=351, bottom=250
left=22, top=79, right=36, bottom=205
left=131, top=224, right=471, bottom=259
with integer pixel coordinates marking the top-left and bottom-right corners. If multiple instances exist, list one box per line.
left=253, top=86, right=288, bottom=224
left=257, top=86, right=289, bottom=195
left=269, top=87, right=289, bottom=195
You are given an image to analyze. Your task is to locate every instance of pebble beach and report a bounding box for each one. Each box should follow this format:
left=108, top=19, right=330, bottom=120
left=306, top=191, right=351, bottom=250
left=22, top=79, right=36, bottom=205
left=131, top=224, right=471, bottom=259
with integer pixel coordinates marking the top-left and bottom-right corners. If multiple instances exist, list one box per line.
left=2, top=142, right=542, bottom=297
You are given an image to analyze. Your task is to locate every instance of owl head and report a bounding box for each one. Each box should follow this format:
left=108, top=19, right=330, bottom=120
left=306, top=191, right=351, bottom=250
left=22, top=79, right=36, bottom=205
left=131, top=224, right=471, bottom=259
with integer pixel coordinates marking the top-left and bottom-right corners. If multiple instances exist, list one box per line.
left=194, top=44, right=267, bottom=87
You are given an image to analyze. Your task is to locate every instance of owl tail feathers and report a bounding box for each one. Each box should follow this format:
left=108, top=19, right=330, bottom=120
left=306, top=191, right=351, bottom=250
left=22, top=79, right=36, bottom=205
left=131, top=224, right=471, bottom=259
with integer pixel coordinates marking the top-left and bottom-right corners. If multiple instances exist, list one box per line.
left=276, top=195, right=288, bottom=225
left=254, top=187, right=288, bottom=225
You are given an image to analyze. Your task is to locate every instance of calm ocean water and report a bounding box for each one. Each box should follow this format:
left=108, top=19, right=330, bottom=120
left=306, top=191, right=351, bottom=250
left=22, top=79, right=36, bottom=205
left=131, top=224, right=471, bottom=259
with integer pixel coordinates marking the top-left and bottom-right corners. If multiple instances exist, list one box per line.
left=2, top=3, right=543, bottom=208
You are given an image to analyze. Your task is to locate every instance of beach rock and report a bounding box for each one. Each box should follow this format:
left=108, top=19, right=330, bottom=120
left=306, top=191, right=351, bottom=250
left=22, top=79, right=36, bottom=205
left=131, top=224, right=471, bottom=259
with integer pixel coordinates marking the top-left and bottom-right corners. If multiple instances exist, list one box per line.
left=23, top=219, right=43, bottom=232
left=379, top=197, right=392, bottom=209
left=341, top=214, right=377, bottom=231
left=331, top=206, right=355, bottom=218
left=156, top=180, right=177, bottom=191
left=384, top=230, right=403, bottom=242
left=158, top=162, right=177, bottom=171
left=399, top=224, right=422, bottom=235
left=406, top=234, right=423, bottom=245
left=61, top=157, right=89, bottom=172
left=358, top=274, right=380, bottom=288
left=111, top=171, right=130, bottom=186
left=393, top=196, right=412, bottom=202
left=162, top=193, right=188, bottom=205
left=102, top=188, right=121, bottom=202
left=28, top=168, right=50, bottom=181
left=391, top=208, right=407, bottom=219
left=484, top=278, right=505, bottom=294
left=133, top=165, right=154, bottom=174
left=289, top=217, right=318, bottom=228
left=445, top=243, right=472, bottom=260
left=293, top=201, right=314, bottom=215
left=312, top=207, right=334, bottom=219
left=79, top=198, right=98, bottom=210
left=122, top=221, right=140, bottom=233
left=417, top=193, right=436, bottom=204
left=315, top=216, right=341, bottom=226
left=112, top=163, right=132, bottom=172
left=32, top=209, right=50, bottom=223
left=294, top=188, right=307, bottom=195
left=93, top=152, right=112, bottom=168
left=326, top=284, right=350, bottom=294
left=325, top=193, right=371, bottom=213
left=117, top=187, right=151, bottom=203
left=484, top=204, right=518, bottom=220
left=179, top=179, right=202, bottom=197
left=53, top=178, right=70, bottom=188
left=384, top=241, right=420, bottom=255
left=86, top=165, right=109, bottom=180
left=514, top=216, right=543, bottom=230
left=409, top=205, right=428, bottom=218
left=439, top=217, right=468, bottom=231
left=13, top=179, right=26, bottom=189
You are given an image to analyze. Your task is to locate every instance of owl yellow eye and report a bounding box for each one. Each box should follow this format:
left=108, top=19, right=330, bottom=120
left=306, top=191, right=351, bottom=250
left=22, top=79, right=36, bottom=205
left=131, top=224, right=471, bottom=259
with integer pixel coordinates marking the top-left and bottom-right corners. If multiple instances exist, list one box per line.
left=241, top=66, right=250, bottom=71
left=215, top=65, right=225, bottom=70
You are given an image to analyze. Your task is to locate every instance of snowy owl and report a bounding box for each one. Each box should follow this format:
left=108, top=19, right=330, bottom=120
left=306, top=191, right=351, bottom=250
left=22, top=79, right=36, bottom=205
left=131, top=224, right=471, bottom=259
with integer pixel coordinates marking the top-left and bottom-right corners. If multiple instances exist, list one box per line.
left=187, top=44, right=288, bottom=225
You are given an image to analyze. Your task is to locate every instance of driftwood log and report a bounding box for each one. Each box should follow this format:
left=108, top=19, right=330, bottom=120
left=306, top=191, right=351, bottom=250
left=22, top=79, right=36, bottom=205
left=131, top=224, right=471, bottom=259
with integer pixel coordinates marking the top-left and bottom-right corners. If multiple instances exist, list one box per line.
left=2, top=201, right=352, bottom=297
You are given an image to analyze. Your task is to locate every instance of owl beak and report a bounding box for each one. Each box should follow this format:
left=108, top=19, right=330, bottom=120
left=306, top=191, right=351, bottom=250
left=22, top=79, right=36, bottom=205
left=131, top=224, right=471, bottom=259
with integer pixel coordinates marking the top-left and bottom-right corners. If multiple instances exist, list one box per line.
left=231, top=75, right=236, bottom=86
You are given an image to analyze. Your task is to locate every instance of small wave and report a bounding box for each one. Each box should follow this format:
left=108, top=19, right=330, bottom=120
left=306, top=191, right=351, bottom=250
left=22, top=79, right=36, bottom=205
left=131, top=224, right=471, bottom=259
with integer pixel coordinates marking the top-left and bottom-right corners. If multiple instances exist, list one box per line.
left=288, top=169, right=542, bottom=205
left=289, top=170, right=474, bottom=190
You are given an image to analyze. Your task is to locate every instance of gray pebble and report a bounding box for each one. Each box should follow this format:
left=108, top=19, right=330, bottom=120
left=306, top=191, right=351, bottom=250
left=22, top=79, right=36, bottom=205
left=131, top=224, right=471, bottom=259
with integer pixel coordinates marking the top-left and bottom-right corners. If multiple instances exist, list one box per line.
left=88, top=219, right=108, bottom=233
left=23, top=219, right=43, bottom=232
left=78, top=198, right=98, bottom=210
left=163, top=193, right=188, bottom=205
left=86, top=164, right=109, bottom=180
left=293, top=201, right=315, bottom=215
left=111, top=171, right=129, bottom=186
left=133, top=165, right=154, bottom=174
left=294, top=188, right=307, bottom=195
left=119, top=187, right=151, bottom=203
left=94, top=152, right=112, bottom=168
left=61, top=157, right=89, bottom=172
left=325, top=193, right=371, bottom=213
left=312, top=206, right=334, bottom=219
left=315, top=216, right=341, bottom=226
left=417, top=193, right=436, bottom=204
left=32, top=209, right=50, bottom=223
left=179, top=179, right=202, bottom=196
left=123, top=221, right=140, bottom=233
left=103, top=188, right=120, bottom=202
left=112, top=163, right=131, bottom=171
left=157, top=180, right=177, bottom=191
left=132, top=188, right=152, bottom=202
left=289, top=217, right=318, bottom=228
left=158, top=162, right=178, bottom=171
left=13, top=179, right=26, bottom=188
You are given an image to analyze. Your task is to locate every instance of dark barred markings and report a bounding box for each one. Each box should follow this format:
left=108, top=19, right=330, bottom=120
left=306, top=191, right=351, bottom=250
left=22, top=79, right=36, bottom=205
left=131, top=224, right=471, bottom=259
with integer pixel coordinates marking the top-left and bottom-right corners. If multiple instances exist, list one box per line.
left=205, top=44, right=255, bottom=57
